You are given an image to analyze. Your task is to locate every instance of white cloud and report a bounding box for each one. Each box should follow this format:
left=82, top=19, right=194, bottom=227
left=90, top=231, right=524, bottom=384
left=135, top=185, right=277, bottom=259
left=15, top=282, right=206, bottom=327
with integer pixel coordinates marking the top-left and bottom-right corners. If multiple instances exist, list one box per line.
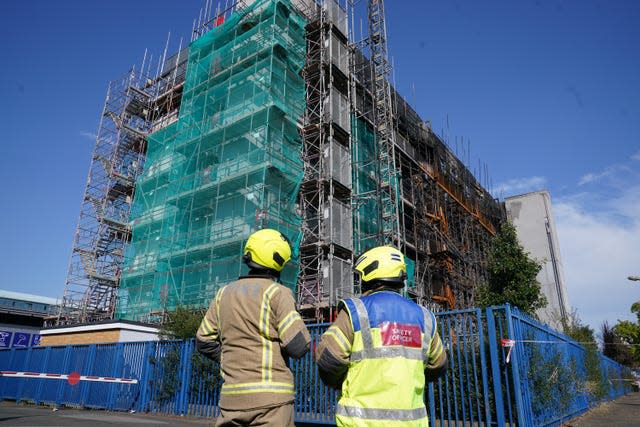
left=578, top=164, right=630, bottom=186
left=554, top=166, right=640, bottom=333
left=578, top=171, right=606, bottom=186
left=492, top=176, right=546, bottom=197
left=500, top=159, right=640, bottom=334
left=79, top=131, right=97, bottom=140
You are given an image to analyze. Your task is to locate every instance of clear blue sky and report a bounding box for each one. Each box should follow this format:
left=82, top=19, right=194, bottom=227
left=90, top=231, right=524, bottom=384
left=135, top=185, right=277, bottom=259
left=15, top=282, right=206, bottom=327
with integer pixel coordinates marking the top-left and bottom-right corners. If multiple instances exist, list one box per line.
left=1, top=1, right=638, bottom=333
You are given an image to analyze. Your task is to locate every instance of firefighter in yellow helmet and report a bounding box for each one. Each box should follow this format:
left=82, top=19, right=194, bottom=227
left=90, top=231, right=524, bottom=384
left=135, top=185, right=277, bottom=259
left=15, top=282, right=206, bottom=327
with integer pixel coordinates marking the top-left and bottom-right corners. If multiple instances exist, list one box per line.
left=196, top=229, right=310, bottom=426
left=316, top=246, right=448, bottom=427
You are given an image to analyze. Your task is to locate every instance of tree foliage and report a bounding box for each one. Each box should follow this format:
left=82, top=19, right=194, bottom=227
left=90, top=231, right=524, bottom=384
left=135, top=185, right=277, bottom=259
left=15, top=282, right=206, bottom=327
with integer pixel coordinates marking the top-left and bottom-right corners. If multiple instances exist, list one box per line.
left=159, top=305, right=206, bottom=340
left=556, top=309, right=611, bottom=400
left=154, top=306, right=220, bottom=401
left=602, top=321, right=636, bottom=367
left=609, top=301, right=640, bottom=368
left=477, top=221, right=547, bottom=316
left=562, top=308, right=596, bottom=344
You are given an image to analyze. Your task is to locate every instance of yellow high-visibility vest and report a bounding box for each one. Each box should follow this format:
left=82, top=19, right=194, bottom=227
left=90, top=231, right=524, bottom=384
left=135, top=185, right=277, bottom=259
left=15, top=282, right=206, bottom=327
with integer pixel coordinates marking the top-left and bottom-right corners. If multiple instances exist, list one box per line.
left=337, top=291, right=436, bottom=427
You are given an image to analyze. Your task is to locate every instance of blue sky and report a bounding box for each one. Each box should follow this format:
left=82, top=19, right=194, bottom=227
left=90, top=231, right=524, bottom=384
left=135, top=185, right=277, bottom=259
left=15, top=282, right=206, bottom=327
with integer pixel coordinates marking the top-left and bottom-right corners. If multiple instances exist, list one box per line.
left=1, top=1, right=638, bottom=333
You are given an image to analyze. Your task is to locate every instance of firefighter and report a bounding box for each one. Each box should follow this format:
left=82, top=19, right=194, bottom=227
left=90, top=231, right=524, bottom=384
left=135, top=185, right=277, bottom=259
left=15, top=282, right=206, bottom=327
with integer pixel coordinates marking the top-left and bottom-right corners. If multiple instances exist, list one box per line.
left=316, top=246, right=448, bottom=427
left=196, top=228, right=310, bottom=427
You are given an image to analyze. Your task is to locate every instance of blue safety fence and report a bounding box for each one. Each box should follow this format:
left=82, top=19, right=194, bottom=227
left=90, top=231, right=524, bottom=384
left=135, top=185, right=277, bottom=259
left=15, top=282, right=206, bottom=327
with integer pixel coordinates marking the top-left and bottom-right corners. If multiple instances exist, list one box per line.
left=0, top=305, right=634, bottom=426
left=484, top=305, right=633, bottom=426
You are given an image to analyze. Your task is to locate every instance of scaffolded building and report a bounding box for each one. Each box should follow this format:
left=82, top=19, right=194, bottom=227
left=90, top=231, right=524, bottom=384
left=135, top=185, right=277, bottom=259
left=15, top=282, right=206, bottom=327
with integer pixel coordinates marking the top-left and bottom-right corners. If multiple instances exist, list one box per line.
left=57, top=0, right=504, bottom=325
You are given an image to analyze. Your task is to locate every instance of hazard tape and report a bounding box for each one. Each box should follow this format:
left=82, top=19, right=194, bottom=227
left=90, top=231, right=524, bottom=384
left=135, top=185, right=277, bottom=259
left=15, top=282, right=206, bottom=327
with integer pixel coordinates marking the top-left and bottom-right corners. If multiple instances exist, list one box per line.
left=500, top=338, right=516, bottom=363
left=498, top=337, right=640, bottom=364
left=0, top=371, right=138, bottom=384
left=502, top=338, right=640, bottom=347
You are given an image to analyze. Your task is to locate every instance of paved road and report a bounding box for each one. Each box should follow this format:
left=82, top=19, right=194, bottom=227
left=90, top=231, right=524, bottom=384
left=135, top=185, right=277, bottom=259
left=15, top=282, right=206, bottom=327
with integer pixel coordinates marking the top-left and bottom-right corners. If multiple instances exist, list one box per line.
left=3, top=395, right=638, bottom=426
left=567, top=392, right=640, bottom=427
left=0, top=402, right=211, bottom=427
left=0, top=402, right=327, bottom=427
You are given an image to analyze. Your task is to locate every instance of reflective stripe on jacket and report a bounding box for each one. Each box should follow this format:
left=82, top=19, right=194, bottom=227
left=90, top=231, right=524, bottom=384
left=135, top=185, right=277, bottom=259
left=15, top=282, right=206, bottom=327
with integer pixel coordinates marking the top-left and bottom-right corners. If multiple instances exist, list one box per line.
left=196, top=277, right=310, bottom=410
left=336, top=291, right=436, bottom=427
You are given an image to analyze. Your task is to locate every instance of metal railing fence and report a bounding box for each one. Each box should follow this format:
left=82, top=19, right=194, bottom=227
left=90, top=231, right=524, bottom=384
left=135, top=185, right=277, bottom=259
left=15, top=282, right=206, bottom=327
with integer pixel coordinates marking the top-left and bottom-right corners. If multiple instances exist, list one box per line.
left=1, top=305, right=633, bottom=426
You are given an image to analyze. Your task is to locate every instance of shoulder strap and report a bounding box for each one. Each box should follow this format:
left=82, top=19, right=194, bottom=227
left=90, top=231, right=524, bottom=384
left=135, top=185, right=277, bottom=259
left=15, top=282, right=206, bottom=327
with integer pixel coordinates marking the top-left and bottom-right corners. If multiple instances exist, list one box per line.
left=351, top=298, right=372, bottom=350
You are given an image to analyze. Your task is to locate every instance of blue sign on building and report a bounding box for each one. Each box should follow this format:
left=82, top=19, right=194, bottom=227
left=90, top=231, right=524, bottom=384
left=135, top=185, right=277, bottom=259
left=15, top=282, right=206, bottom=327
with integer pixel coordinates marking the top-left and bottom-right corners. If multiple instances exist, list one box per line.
left=11, top=332, right=31, bottom=348
left=31, top=334, right=41, bottom=346
left=0, top=331, right=12, bottom=348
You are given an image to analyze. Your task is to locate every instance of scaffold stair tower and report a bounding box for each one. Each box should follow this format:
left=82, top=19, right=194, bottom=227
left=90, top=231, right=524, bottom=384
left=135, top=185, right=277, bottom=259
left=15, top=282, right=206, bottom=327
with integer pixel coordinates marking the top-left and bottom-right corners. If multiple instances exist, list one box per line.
left=54, top=71, right=151, bottom=325
left=368, top=0, right=401, bottom=248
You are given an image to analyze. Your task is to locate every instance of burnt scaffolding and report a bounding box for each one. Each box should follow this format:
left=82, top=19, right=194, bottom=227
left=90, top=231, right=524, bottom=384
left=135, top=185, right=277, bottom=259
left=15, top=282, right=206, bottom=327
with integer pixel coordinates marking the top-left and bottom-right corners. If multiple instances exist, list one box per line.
left=59, top=0, right=504, bottom=325
left=396, top=106, right=503, bottom=310
left=292, top=0, right=503, bottom=319
left=348, top=0, right=503, bottom=312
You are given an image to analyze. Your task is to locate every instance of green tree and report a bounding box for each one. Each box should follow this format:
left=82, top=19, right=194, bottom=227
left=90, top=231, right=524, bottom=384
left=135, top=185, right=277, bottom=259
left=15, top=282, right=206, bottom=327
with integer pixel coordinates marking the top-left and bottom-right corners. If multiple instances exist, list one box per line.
left=159, top=305, right=205, bottom=340
left=562, top=308, right=596, bottom=343
left=559, top=309, right=608, bottom=400
left=477, top=221, right=547, bottom=316
left=154, top=305, right=218, bottom=401
left=602, top=321, right=635, bottom=366
left=611, top=301, right=640, bottom=368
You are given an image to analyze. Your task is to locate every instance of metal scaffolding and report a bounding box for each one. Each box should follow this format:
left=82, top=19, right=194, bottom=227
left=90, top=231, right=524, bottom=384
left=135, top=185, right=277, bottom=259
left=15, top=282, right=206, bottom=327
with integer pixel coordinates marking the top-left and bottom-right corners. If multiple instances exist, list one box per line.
left=367, top=0, right=401, bottom=248
left=58, top=0, right=504, bottom=325
left=297, top=0, right=353, bottom=321
left=53, top=47, right=187, bottom=325
left=53, top=72, right=150, bottom=325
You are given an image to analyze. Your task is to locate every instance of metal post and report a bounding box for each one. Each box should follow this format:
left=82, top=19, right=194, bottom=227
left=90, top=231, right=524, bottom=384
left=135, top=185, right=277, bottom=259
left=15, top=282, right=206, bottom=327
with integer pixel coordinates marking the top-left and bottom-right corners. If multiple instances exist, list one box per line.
left=80, top=344, right=97, bottom=408
left=0, top=347, right=18, bottom=398
left=427, top=381, right=436, bottom=427
left=137, top=340, right=156, bottom=413
left=55, top=346, right=72, bottom=408
left=504, top=304, right=529, bottom=426
left=34, top=346, right=52, bottom=405
left=486, top=307, right=505, bottom=427
left=178, top=339, right=194, bottom=415
left=476, top=308, right=493, bottom=425
left=108, top=343, right=125, bottom=411
left=16, top=348, right=32, bottom=403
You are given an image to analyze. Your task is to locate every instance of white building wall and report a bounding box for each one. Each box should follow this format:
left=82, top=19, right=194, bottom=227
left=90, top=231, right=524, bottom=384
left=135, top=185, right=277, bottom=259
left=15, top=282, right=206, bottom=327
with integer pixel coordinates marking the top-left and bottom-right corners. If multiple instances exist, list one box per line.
left=40, top=321, right=160, bottom=343
left=119, top=329, right=160, bottom=342
left=505, top=190, right=570, bottom=329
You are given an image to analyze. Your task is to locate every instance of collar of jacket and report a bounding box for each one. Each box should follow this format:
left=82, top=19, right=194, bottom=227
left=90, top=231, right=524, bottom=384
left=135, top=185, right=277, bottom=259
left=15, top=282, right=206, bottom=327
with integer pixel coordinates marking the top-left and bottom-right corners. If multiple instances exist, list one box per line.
left=363, top=286, right=401, bottom=296
left=239, top=272, right=279, bottom=281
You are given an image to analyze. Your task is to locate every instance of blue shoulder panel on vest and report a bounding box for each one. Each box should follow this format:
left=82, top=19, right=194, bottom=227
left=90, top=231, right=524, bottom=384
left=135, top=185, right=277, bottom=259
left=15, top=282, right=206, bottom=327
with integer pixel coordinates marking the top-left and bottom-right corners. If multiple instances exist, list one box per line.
left=362, top=291, right=425, bottom=330
left=341, top=298, right=361, bottom=332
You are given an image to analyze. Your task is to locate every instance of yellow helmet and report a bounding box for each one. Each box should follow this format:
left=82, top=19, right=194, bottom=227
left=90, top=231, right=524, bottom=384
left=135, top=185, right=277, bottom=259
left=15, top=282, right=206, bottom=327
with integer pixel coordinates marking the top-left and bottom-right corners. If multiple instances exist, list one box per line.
left=354, top=246, right=407, bottom=287
left=243, top=229, right=292, bottom=272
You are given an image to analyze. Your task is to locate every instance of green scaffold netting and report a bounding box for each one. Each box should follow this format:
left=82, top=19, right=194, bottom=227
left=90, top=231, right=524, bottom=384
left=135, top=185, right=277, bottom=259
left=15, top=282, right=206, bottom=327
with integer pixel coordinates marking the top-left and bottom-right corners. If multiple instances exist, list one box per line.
left=117, top=0, right=306, bottom=321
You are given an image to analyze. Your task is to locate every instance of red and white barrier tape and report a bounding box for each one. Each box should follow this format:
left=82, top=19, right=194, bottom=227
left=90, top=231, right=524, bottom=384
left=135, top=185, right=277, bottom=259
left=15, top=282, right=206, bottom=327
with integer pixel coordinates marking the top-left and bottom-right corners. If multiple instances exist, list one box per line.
left=498, top=337, right=630, bottom=364
left=500, top=338, right=516, bottom=363
left=0, top=371, right=138, bottom=385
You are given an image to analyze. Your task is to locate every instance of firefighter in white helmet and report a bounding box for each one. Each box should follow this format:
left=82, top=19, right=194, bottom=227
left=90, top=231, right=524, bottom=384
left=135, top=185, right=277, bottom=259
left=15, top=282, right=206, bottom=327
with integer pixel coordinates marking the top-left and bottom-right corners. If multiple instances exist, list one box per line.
left=316, top=246, right=448, bottom=427
left=197, top=228, right=310, bottom=426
